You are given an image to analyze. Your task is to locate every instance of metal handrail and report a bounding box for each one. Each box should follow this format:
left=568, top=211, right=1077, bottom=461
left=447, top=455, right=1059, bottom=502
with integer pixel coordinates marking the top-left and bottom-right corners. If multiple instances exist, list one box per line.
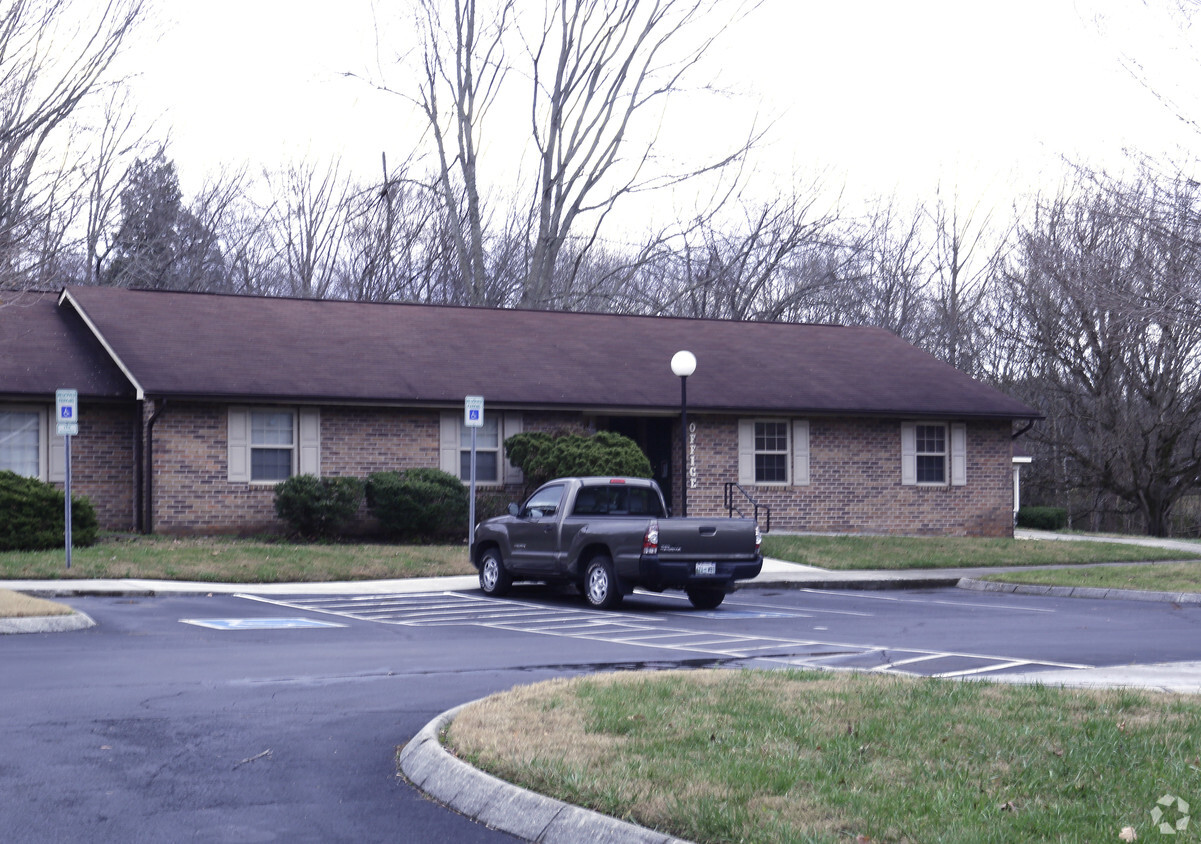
left=723, top=482, right=771, bottom=533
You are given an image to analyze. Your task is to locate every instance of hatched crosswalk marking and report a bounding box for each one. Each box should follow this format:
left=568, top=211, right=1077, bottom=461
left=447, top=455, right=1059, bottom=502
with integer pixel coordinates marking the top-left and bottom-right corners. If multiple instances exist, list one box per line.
left=236, top=591, right=1092, bottom=678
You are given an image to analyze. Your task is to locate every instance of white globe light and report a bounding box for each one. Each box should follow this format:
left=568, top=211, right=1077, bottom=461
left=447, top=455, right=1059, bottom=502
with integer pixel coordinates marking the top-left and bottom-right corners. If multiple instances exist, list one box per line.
left=671, top=350, right=697, bottom=377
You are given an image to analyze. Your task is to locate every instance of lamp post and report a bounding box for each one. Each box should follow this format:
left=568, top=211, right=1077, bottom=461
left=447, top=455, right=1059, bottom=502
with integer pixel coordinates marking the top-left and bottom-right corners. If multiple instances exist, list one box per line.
left=670, top=350, right=696, bottom=517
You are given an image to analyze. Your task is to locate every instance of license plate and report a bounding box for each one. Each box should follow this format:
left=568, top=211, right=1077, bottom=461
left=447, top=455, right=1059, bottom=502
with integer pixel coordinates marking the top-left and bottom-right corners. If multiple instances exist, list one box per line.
left=695, top=562, right=716, bottom=575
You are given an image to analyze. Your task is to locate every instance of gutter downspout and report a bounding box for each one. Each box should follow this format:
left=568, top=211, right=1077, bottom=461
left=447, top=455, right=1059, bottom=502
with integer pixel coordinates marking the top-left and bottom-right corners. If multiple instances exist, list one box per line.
left=134, top=400, right=144, bottom=532
left=144, top=399, right=168, bottom=534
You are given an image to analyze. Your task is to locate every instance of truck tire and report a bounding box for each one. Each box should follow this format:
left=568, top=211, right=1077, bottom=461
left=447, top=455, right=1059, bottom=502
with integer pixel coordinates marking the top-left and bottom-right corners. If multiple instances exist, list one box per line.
left=686, top=587, right=725, bottom=610
left=583, top=554, right=622, bottom=609
left=479, top=548, right=512, bottom=597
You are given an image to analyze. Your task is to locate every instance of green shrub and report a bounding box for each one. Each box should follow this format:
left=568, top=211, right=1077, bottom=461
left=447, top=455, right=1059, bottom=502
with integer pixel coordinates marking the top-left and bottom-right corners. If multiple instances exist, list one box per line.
left=504, top=430, right=653, bottom=490
left=273, top=475, right=364, bottom=539
left=0, top=470, right=98, bottom=551
left=365, top=468, right=468, bottom=540
left=1017, top=506, right=1068, bottom=531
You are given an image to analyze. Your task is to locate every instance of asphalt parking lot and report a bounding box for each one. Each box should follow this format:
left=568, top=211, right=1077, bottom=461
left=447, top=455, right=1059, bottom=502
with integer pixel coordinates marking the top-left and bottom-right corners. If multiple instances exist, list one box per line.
left=3, top=584, right=1199, bottom=843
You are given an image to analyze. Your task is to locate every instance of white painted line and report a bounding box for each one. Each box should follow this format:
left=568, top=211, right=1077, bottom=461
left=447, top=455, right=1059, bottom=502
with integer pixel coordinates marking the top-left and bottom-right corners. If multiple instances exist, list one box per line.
left=800, top=588, right=1057, bottom=613
left=932, top=660, right=1033, bottom=679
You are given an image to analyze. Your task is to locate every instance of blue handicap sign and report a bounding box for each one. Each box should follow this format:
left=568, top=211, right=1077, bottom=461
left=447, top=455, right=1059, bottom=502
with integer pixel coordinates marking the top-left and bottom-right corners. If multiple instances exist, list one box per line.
left=61, top=407, right=73, bottom=419
left=180, top=618, right=346, bottom=631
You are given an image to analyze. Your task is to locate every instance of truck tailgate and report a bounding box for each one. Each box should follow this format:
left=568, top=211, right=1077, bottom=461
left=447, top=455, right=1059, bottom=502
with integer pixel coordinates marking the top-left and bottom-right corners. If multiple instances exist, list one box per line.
left=655, top=517, right=759, bottom=562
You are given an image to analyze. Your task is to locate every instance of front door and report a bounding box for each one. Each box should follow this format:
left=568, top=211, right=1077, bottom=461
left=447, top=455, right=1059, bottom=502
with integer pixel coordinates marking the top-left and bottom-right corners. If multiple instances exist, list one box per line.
left=597, top=417, right=674, bottom=508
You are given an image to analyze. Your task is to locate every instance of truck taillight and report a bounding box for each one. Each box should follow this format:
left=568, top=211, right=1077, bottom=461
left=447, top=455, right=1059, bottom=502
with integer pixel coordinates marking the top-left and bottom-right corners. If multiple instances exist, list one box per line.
left=755, top=525, right=762, bottom=552
left=642, top=520, right=659, bottom=555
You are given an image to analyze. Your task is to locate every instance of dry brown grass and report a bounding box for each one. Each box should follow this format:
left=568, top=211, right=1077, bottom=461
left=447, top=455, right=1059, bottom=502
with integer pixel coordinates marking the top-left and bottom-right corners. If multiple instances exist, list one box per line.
left=0, top=588, right=74, bottom=618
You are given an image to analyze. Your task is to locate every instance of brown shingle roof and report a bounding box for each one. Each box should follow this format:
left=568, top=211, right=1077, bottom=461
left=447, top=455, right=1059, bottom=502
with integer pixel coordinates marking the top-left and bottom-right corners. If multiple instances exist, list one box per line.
left=0, top=291, right=134, bottom=400
left=59, top=286, right=1038, bottom=419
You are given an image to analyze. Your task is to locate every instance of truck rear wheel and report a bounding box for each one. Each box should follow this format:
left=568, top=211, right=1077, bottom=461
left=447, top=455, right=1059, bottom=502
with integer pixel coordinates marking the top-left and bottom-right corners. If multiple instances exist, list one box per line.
left=583, top=555, right=622, bottom=609
left=479, top=548, right=512, bottom=597
left=686, top=587, right=725, bottom=610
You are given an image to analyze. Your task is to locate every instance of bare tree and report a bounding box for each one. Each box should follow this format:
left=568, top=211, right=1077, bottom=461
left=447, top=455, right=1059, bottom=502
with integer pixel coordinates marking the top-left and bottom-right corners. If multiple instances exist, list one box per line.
left=263, top=160, right=352, bottom=299
left=656, top=189, right=844, bottom=321
left=388, top=0, right=760, bottom=309
left=925, top=188, right=1009, bottom=375
left=0, top=0, right=144, bottom=288
left=1001, top=166, right=1201, bottom=536
left=832, top=199, right=933, bottom=345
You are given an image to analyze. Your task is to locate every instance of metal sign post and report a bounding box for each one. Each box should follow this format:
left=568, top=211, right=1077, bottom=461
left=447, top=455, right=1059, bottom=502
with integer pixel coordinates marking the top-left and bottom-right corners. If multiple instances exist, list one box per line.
left=55, top=389, right=78, bottom=569
left=464, top=396, right=484, bottom=551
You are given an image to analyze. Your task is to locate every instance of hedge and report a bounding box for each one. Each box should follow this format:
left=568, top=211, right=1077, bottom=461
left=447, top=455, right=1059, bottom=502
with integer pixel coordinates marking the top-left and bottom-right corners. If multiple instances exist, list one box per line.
left=0, top=470, right=98, bottom=551
left=365, top=468, right=468, bottom=540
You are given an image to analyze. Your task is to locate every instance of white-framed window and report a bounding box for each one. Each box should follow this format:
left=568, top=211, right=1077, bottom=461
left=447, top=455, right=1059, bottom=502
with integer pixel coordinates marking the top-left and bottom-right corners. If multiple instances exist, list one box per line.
left=0, top=406, right=63, bottom=482
left=737, top=418, right=810, bottom=486
left=0, top=408, right=41, bottom=478
left=460, top=415, right=500, bottom=483
left=228, top=407, right=320, bottom=483
left=901, top=421, right=966, bottom=487
left=439, top=411, right=523, bottom=486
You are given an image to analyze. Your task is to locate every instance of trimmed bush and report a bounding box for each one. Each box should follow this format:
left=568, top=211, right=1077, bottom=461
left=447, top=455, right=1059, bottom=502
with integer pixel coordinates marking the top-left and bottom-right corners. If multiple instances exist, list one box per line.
left=273, top=475, right=364, bottom=539
left=504, top=429, right=653, bottom=490
left=1017, top=506, right=1068, bottom=531
left=366, top=468, right=468, bottom=540
left=0, top=470, right=98, bottom=551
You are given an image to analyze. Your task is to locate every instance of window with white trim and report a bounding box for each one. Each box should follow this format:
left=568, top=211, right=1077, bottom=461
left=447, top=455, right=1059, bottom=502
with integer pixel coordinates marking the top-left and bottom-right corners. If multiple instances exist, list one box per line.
left=228, top=407, right=321, bottom=483
left=737, top=418, right=810, bottom=486
left=915, top=423, right=947, bottom=484
left=460, top=416, right=500, bottom=483
left=439, top=411, right=523, bottom=486
left=251, top=411, right=295, bottom=482
left=0, top=409, right=41, bottom=478
left=754, top=420, right=789, bottom=483
left=901, top=421, right=966, bottom=487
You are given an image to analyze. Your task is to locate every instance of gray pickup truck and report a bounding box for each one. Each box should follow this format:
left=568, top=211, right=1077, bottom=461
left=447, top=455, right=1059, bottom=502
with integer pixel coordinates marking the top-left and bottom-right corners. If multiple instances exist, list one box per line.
left=470, top=476, right=763, bottom=610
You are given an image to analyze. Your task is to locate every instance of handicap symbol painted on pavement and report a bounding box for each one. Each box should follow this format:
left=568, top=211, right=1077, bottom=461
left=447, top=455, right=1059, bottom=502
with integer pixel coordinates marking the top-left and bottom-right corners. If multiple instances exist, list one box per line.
left=180, top=618, right=347, bottom=631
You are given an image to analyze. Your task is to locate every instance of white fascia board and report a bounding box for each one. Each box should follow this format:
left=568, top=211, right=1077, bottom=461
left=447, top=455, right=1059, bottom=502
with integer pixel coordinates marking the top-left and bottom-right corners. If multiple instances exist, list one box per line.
left=58, top=289, right=146, bottom=400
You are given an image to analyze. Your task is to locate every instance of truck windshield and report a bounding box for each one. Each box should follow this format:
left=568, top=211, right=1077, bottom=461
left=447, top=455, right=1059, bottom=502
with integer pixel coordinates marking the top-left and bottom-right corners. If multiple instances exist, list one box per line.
left=572, top=485, right=664, bottom=518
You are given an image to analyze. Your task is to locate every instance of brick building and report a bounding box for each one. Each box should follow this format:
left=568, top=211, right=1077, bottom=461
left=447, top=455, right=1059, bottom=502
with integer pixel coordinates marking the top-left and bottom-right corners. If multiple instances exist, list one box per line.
left=1, top=286, right=1039, bottom=537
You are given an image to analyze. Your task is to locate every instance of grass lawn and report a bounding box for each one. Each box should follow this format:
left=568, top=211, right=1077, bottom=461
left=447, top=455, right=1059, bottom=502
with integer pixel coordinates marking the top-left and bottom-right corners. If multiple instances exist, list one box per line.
left=761, top=533, right=1201, bottom=569
left=0, top=589, right=74, bottom=617
left=1, top=533, right=1195, bottom=584
left=445, top=669, right=1201, bottom=844
left=981, top=562, right=1201, bottom=594
left=0, top=535, right=476, bottom=582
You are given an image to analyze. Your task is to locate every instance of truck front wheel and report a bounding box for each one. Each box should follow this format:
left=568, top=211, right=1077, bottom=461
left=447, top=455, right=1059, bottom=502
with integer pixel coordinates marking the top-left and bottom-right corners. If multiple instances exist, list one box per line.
left=686, top=587, right=725, bottom=610
left=583, top=555, right=622, bottom=610
left=479, top=548, right=512, bottom=597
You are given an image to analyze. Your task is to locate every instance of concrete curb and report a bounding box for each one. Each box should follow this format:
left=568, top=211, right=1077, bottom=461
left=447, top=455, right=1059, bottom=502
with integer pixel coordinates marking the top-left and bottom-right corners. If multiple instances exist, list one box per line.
left=0, top=611, right=95, bottom=634
left=741, top=575, right=962, bottom=592
left=399, top=700, right=690, bottom=844
left=958, top=578, right=1201, bottom=605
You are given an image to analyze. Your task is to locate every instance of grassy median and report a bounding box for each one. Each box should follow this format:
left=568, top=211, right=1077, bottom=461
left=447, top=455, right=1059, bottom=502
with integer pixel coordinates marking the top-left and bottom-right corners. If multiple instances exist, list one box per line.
left=981, top=563, right=1201, bottom=594
left=1, top=533, right=1194, bottom=584
left=0, top=589, right=74, bottom=617
left=445, top=669, right=1201, bottom=844
left=0, top=535, right=476, bottom=582
left=760, top=534, right=1200, bottom=570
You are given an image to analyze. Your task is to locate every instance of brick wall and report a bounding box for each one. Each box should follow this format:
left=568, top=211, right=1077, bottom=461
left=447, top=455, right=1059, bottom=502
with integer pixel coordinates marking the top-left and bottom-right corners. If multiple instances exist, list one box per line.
left=147, top=402, right=448, bottom=534
left=145, top=403, right=1014, bottom=537
left=61, top=403, right=137, bottom=532
left=670, top=415, right=1014, bottom=537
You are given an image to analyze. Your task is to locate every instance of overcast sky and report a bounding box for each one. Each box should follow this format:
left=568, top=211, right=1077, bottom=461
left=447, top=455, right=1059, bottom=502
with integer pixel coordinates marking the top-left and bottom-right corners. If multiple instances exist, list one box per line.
left=122, top=0, right=1201, bottom=212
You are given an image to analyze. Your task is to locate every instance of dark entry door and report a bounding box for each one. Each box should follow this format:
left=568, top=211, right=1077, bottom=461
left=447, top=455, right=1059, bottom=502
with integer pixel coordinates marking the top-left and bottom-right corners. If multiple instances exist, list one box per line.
left=597, top=417, right=674, bottom=506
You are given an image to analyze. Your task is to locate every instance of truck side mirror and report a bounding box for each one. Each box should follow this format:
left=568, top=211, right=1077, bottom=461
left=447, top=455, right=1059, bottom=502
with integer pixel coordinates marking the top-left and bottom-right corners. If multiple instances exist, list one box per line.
left=508, top=502, right=520, bottom=516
